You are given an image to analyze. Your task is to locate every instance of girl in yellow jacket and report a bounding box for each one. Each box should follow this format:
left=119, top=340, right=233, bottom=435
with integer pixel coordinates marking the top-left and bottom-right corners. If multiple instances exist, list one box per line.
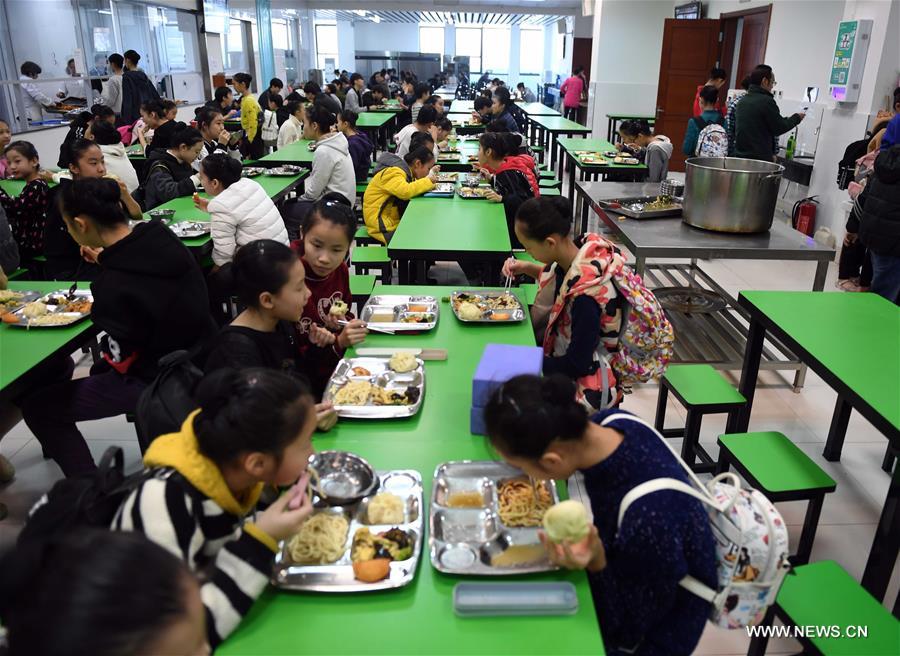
left=233, top=72, right=264, bottom=159
left=363, top=144, right=438, bottom=244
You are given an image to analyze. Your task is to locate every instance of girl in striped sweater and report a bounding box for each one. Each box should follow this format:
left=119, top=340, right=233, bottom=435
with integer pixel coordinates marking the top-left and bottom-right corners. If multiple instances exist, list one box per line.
left=112, top=367, right=317, bottom=648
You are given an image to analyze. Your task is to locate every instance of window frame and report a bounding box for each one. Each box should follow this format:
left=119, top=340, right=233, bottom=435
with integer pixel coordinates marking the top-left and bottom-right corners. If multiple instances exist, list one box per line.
left=314, top=21, right=339, bottom=71
left=418, top=24, right=444, bottom=56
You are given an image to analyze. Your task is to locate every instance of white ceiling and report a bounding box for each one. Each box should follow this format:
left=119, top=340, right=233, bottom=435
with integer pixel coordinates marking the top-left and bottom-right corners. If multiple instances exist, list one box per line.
left=270, top=1, right=581, bottom=16
left=315, top=9, right=564, bottom=26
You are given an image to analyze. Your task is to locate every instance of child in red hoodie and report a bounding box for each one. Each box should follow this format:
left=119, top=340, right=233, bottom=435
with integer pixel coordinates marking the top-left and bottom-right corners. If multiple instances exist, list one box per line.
left=476, top=131, right=540, bottom=248
left=291, top=195, right=368, bottom=397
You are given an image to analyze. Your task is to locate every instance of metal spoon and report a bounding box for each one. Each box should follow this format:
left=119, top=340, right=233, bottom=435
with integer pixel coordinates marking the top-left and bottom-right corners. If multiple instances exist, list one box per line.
left=337, top=319, right=395, bottom=336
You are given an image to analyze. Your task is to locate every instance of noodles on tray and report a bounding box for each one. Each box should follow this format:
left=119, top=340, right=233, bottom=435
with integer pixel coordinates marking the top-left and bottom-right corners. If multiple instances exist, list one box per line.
left=497, top=479, right=552, bottom=527
left=287, top=513, right=350, bottom=564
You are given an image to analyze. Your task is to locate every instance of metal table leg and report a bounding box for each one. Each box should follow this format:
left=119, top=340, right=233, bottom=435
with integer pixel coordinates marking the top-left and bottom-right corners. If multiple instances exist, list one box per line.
left=822, top=395, right=852, bottom=462
left=861, top=461, right=900, bottom=601
left=567, top=151, right=577, bottom=207
left=735, top=318, right=766, bottom=433
left=793, top=259, right=832, bottom=390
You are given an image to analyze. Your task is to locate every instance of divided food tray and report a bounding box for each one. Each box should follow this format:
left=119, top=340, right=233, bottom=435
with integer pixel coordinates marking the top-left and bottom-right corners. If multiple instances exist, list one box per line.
left=595, top=195, right=682, bottom=219
left=359, top=295, right=439, bottom=332
left=429, top=461, right=560, bottom=576
left=273, top=470, right=424, bottom=592
left=448, top=290, right=525, bottom=323
left=169, top=221, right=211, bottom=238
left=5, top=289, right=93, bottom=328
left=323, top=356, right=425, bottom=419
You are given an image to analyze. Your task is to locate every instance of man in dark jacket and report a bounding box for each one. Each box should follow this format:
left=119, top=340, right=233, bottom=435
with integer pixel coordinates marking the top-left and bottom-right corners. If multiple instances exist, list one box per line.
left=734, top=65, right=805, bottom=161
left=120, top=50, right=161, bottom=125
left=858, top=137, right=900, bottom=304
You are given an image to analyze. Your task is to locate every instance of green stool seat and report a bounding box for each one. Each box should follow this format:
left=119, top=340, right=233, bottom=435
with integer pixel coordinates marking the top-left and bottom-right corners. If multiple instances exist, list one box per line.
left=747, top=560, right=899, bottom=656
left=717, top=431, right=835, bottom=564
left=655, top=364, right=746, bottom=473
left=349, top=274, right=376, bottom=312
left=538, top=169, right=553, bottom=178
left=351, top=246, right=391, bottom=283
left=354, top=226, right=378, bottom=246
left=538, top=178, right=561, bottom=189
left=356, top=182, right=368, bottom=194
left=541, top=188, right=561, bottom=196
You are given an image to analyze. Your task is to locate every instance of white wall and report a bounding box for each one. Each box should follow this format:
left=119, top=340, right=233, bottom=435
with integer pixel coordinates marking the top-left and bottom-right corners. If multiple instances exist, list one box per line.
left=353, top=23, right=419, bottom=53
left=336, top=20, right=356, bottom=73
left=5, top=0, right=79, bottom=86
left=588, top=0, right=672, bottom=139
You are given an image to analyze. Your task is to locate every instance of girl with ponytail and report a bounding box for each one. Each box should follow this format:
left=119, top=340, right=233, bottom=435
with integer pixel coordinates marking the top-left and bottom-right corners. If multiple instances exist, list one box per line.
left=483, top=374, right=717, bottom=656
left=112, top=367, right=318, bottom=649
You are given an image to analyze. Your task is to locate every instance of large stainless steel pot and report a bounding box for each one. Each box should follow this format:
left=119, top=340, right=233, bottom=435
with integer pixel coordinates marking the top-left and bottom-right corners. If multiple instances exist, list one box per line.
left=683, top=157, right=784, bottom=233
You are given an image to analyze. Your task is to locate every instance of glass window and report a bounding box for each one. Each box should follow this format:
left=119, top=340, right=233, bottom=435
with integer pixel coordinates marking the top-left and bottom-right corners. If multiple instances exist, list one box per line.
left=455, top=27, right=482, bottom=75
left=419, top=25, right=444, bottom=55
left=222, top=18, right=248, bottom=74
left=482, top=26, right=510, bottom=75
left=315, top=23, right=338, bottom=70
left=519, top=27, right=544, bottom=75
left=117, top=2, right=157, bottom=75
left=272, top=18, right=290, bottom=51
left=77, top=0, right=116, bottom=76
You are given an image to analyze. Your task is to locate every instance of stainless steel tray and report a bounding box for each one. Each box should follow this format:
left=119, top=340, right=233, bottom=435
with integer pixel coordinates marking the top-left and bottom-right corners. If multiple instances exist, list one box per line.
left=169, top=221, right=211, bottom=238
left=448, top=290, right=525, bottom=323
left=435, top=172, right=460, bottom=183
left=268, top=165, right=303, bottom=176
left=425, top=182, right=456, bottom=197
left=596, top=195, right=682, bottom=219
left=0, top=289, right=41, bottom=315
left=429, top=461, right=560, bottom=576
left=359, top=295, right=438, bottom=332
left=241, top=167, right=265, bottom=177
left=323, top=356, right=425, bottom=419
left=6, top=289, right=93, bottom=328
left=273, top=469, right=424, bottom=592
left=457, top=184, right=491, bottom=199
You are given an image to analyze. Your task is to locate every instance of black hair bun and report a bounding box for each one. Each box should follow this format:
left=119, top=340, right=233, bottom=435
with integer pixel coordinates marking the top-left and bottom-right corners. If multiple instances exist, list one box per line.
left=541, top=374, right=577, bottom=406
left=195, top=367, right=241, bottom=417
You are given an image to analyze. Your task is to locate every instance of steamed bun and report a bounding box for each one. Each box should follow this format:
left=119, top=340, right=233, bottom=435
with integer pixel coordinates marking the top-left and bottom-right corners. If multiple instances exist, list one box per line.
left=542, top=500, right=590, bottom=543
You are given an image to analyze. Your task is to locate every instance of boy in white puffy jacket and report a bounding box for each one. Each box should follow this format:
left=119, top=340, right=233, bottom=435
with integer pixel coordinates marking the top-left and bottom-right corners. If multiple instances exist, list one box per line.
left=194, top=153, right=289, bottom=266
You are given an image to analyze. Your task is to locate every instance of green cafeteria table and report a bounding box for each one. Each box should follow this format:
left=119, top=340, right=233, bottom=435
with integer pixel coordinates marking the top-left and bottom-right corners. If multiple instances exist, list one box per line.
left=387, top=196, right=511, bottom=285
left=356, top=111, right=397, bottom=162
left=558, top=137, right=648, bottom=206
left=143, top=170, right=308, bottom=254
left=257, top=139, right=317, bottom=166
left=217, top=284, right=605, bottom=656
left=0, top=281, right=97, bottom=404
left=734, top=291, right=900, bottom=602
left=528, top=115, right=592, bottom=180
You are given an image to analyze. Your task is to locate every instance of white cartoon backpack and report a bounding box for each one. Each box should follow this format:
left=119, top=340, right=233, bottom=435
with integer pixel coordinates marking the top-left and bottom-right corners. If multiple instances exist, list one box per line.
left=694, top=118, right=729, bottom=158
left=606, top=413, right=791, bottom=630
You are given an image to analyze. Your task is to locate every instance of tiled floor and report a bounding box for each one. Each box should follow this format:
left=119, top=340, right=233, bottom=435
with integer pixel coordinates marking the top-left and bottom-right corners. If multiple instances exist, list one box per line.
left=1, top=206, right=897, bottom=655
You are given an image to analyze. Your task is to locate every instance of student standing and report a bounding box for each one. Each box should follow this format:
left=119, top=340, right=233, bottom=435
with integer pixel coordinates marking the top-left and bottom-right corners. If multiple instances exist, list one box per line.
left=232, top=73, right=264, bottom=159
left=142, top=127, right=204, bottom=210
left=483, top=375, right=716, bottom=655
left=339, top=109, right=374, bottom=184
left=194, top=154, right=289, bottom=267
left=618, top=120, right=673, bottom=183
left=99, top=53, right=125, bottom=116
left=22, top=177, right=215, bottom=477
left=683, top=86, right=727, bottom=157
left=725, top=76, right=751, bottom=156
left=194, top=106, right=241, bottom=170
left=858, top=139, right=900, bottom=303
left=502, top=197, right=624, bottom=410
left=92, top=121, right=140, bottom=193
left=112, top=367, right=317, bottom=648
left=692, top=67, right=727, bottom=117
left=363, top=146, right=437, bottom=244
left=0, top=141, right=49, bottom=267
left=292, top=198, right=368, bottom=396
left=262, top=94, right=282, bottom=153
left=560, top=66, right=586, bottom=122
left=277, top=100, right=305, bottom=149
left=734, top=65, right=805, bottom=162
left=120, top=50, right=161, bottom=125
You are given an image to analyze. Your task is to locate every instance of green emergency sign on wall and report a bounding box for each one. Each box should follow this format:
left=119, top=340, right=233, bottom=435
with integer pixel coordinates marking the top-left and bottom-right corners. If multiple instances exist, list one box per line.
left=828, top=19, right=872, bottom=103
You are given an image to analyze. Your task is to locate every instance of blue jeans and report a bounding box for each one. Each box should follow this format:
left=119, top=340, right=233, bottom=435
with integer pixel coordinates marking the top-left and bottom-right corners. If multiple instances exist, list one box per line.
left=870, top=252, right=900, bottom=304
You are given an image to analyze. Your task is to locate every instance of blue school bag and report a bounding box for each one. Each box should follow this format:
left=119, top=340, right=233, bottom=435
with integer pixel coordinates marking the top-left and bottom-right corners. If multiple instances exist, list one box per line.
left=607, top=413, right=791, bottom=630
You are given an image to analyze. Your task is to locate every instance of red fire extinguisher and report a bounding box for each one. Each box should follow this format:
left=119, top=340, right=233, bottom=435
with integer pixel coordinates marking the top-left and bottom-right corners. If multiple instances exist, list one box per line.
left=792, top=196, right=818, bottom=236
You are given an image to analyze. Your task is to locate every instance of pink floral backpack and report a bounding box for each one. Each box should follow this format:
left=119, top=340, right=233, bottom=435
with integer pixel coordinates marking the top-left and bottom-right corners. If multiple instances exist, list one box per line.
left=606, top=251, right=675, bottom=390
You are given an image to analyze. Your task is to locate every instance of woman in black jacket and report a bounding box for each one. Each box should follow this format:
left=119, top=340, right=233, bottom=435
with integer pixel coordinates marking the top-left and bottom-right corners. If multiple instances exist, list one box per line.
left=859, top=142, right=900, bottom=303
left=22, top=177, right=216, bottom=477
left=141, top=126, right=203, bottom=210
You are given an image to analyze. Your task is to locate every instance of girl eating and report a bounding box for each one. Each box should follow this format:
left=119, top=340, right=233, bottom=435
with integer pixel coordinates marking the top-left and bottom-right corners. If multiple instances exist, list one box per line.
left=113, top=367, right=317, bottom=649
left=0, top=119, right=13, bottom=178
left=476, top=131, right=539, bottom=248
left=142, top=126, right=204, bottom=210
left=483, top=374, right=717, bottom=656
left=617, top=119, right=673, bottom=183
left=502, top=197, right=623, bottom=411
left=194, top=153, right=288, bottom=267
left=293, top=196, right=368, bottom=397
left=22, top=177, right=214, bottom=477
left=0, top=140, right=50, bottom=267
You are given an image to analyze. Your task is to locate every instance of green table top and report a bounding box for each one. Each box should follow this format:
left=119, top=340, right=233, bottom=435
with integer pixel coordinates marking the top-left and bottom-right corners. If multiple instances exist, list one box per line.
left=740, top=291, right=900, bottom=434
left=558, top=137, right=649, bottom=171
left=356, top=112, right=395, bottom=128
left=1, top=178, right=58, bottom=195
left=530, top=116, right=591, bottom=133
left=517, top=102, right=560, bottom=117
left=258, top=139, right=317, bottom=165
left=388, top=196, right=511, bottom=258
left=218, top=284, right=604, bottom=656
left=0, top=281, right=95, bottom=396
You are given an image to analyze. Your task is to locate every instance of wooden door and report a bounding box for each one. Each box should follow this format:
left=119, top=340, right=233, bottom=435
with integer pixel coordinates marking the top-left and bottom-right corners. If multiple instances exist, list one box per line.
left=653, top=18, right=722, bottom=172
left=573, top=38, right=592, bottom=82
left=735, top=8, right=771, bottom=83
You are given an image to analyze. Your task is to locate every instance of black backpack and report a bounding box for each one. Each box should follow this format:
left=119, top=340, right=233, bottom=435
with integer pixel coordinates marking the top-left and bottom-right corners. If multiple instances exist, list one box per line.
left=837, top=138, right=870, bottom=190
left=135, top=349, right=204, bottom=453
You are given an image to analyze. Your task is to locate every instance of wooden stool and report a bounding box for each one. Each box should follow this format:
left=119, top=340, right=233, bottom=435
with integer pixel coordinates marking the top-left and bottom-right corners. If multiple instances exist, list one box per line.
left=747, top=560, right=898, bottom=656
left=351, top=246, right=391, bottom=284
left=717, top=431, right=836, bottom=565
left=655, top=364, right=746, bottom=473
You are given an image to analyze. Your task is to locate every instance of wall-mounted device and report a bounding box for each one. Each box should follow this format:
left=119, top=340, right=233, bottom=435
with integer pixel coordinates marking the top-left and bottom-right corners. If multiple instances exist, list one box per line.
left=828, top=19, right=872, bottom=103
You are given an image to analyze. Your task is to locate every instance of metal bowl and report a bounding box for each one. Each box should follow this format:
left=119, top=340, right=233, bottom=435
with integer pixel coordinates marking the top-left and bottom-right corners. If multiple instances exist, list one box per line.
left=308, top=451, right=378, bottom=505
left=148, top=209, right=176, bottom=222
